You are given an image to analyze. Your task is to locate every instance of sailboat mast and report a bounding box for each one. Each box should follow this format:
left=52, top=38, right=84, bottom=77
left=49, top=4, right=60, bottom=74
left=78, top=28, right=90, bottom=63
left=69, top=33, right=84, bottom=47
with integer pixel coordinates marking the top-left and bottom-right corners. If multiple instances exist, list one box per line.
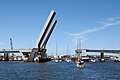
left=56, top=41, right=57, bottom=59
left=78, top=38, right=81, bottom=50
left=66, top=43, right=69, bottom=55
left=77, top=38, right=82, bottom=58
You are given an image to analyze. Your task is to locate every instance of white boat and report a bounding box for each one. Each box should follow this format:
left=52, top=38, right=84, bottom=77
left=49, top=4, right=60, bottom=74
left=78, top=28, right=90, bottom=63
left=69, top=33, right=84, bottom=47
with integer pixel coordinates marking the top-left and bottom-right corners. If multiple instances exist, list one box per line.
left=65, top=58, right=71, bottom=62
left=66, top=59, right=71, bottom=62
left=14, top=57, right=17, bottom=60
left=76, top=38, right=85, bottom=68
left=76, top=59, right=85, bottom=68
left=54, top=59, right=59, bottom=62
left=76, top=63, right=84, bottom=68
left=2, top=58, right=4, bottom=61
left=34, top=57, right=39, bottom=62
left=100, top=58, right=105, bottom=62
left=115, top=57, right=120, bottom=62
left=59, top=59, right=62, bottom=62
left=90, top=59, right=96, bottom=62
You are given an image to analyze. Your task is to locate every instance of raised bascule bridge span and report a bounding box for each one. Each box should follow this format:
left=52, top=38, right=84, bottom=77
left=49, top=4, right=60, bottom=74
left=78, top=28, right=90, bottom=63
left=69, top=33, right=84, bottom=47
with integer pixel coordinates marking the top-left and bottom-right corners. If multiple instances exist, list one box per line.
left=27, top=10, right=57, bottom=62
left=75, top=49, right=120, bottom=61
left=0, top=10, right=57, bottom=62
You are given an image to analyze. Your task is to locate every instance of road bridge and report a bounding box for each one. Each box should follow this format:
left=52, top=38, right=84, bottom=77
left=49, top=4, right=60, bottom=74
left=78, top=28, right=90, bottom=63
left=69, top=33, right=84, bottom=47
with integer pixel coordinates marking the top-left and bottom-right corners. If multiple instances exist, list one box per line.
left=0, top=49, right=32, bottom=53
left=85, top=49, right=120, bottom=53
left=0, top=10, right=57, bottom=62
left=0, top=49, right=32, bottom=60
left=75, top=49, right=120, bottom=61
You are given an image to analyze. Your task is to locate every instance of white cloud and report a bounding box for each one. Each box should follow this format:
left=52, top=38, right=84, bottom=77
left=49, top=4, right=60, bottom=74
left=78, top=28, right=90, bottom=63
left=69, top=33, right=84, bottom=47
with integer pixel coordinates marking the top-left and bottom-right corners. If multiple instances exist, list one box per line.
left=69, top=17, right=120, bottom=43
left=102, top=17, right=120, bottom=27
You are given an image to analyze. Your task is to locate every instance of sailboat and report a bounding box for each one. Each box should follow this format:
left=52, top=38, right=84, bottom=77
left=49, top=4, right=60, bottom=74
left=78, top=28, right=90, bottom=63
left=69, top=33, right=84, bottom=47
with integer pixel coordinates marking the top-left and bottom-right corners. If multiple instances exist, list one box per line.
left=76, top=59, right=84, bottom=68
left=55, top=59, right=58, bottom=62
left=65, top=43, right=71, bottom=62
left=75, top=38, right=85, bottom=68
left=54, top=41, right=59, bottom=62
left=75, top=50, right=85, bottom=68
left=90, top=59, right=96, bottom=62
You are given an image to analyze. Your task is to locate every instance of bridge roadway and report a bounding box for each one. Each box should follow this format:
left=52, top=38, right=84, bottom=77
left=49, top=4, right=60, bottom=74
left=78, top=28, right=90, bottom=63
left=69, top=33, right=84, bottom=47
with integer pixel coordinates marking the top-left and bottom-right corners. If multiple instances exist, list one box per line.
left=0, top=49, right=32, bottom=54
left=76, top=49, right=120, bottom=54
left=1, top=49, right=120, bottom=54
left=85, top=49, right=120, bottom=53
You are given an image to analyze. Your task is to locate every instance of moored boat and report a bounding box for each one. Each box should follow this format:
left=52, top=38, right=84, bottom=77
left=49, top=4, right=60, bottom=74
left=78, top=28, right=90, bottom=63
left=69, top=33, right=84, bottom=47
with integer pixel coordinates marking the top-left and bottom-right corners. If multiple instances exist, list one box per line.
left=99, top=58, right=105, bottom=62
left=65, top=58, right=71, bottom=62
left=75, top=38, right=85, bottom=68
left=76, top=59, right=85, bottom=68
left=54, top=59, right=59, bottom=62
left=90, top=59, right=96, bottom=62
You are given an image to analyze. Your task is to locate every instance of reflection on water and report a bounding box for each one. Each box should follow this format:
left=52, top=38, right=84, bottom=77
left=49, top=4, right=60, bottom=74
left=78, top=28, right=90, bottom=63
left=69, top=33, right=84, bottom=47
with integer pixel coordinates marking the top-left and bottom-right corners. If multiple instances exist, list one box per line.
left=0, top=60, right=120, bottom=80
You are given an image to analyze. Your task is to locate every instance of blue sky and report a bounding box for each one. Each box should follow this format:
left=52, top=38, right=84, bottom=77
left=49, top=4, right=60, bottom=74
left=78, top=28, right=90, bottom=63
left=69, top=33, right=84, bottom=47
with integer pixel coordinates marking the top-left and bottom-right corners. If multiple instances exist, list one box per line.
left=0, top=0, right=120, bottom=55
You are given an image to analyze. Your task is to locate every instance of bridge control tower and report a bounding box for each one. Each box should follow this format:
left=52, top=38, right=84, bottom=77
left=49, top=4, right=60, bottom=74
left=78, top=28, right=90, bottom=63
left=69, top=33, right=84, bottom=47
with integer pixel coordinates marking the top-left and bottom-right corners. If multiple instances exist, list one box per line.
left=27, top=10, right=57, bottom=62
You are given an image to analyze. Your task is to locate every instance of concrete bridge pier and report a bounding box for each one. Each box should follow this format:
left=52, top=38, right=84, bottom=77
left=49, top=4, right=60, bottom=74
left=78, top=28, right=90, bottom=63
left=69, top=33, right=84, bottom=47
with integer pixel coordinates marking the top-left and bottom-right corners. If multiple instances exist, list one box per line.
left=27, top=48, right=38, bottom=62
left=114, top=52, right=120, bottom=62
left=4, top=53, right=9, bottom=61
left=36, top=49, right=51, bottom=62
left=99, top=52, right=105, bottom=62
left=3, top=49, right=9, bottom=61
left=117, top=52, right=120, bottom=61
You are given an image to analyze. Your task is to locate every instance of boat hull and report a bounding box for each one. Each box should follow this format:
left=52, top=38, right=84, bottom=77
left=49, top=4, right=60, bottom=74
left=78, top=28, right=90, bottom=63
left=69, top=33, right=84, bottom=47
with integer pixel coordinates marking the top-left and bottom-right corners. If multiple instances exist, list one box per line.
left=76, top=63, right=84, bottom=68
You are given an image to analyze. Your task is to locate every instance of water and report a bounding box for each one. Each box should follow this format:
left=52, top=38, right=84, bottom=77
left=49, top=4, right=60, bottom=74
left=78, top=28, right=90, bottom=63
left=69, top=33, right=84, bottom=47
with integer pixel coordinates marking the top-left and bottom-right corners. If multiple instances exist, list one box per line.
left=0, top=60, right=120, bottom=80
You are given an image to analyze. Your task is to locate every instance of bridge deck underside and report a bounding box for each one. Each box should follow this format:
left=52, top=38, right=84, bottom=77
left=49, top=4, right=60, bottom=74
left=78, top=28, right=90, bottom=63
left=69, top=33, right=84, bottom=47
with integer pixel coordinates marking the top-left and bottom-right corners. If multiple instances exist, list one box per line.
left=86, top=50, right=120, bottom=53
left=0, top=51, right=20, bottom=53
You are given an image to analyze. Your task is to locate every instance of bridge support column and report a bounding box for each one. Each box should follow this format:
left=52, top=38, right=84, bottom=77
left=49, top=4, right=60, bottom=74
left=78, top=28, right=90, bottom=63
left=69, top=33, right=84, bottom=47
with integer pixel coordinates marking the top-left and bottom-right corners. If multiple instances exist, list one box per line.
left=4, top=53, right=9, bottom=61
left=99, top=52, right=105, bottom=62
left=118, top=52, right=120, bottom=62
left=115, top=52, right=120, bottom=62
left=35, top=49, right=51, bottom=62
